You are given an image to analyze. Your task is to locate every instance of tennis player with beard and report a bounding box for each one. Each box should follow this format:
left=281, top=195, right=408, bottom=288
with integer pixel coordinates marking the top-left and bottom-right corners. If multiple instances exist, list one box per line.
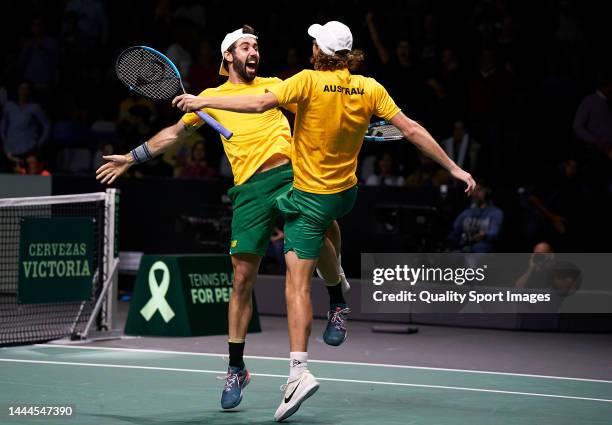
left=173, top=21, right=476, bottom=421
left=96, top=25, right=348, bottom=412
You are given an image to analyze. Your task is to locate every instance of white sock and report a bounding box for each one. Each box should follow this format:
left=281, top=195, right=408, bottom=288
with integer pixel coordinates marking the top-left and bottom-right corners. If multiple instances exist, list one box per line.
left=289, top=351, right=308, bottom=380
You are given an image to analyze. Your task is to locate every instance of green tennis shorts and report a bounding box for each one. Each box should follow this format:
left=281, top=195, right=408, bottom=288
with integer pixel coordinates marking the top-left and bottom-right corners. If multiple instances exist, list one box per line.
left=277, top=186, right=358, bottom=259
left=227, top=163, right=293, bottom=256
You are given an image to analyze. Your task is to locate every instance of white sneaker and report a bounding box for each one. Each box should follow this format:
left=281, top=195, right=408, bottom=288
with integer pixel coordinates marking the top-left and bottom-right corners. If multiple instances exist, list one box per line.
left=274, top=370, right=319, bottom=422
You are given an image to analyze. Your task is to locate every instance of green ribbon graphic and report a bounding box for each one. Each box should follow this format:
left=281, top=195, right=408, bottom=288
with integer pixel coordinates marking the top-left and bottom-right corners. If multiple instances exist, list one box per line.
left=140, top=261, right=175, bottom=323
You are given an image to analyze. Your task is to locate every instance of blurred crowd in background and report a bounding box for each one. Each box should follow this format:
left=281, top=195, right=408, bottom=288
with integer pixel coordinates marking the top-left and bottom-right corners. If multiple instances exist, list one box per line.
left=0, top=0, right=610, bottom=253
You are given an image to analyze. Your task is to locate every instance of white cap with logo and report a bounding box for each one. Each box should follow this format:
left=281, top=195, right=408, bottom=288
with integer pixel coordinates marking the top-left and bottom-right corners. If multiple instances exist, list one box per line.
left=219, top=28, right=258, bottom=76
left=307, top=21, right=353, bottom=55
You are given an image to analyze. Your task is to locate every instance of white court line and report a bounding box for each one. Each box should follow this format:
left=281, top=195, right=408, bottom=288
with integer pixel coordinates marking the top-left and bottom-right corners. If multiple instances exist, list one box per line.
left=1, top=358, right=611, bottom=404
left=29, top=344, right=612, bottom=384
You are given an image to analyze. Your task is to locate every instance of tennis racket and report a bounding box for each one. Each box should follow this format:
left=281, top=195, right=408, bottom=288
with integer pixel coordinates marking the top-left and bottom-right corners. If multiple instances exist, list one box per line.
left=116, top=46, right=233, bottom=139
left=364, top=121, right=403, bottom=142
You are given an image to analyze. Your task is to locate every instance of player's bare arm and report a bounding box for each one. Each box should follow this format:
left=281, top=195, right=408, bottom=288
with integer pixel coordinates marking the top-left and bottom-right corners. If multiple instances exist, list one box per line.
left=173, top=92, right=279, bottom=114
left=389, top=112, right=476, bottom=194
left=95, top=120, right=196, bottom=185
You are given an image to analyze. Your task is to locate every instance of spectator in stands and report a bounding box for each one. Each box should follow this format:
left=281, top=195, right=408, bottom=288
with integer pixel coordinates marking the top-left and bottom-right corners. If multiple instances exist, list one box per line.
left=187, top=39, right=219, bottom=91
left=470, top=0, right=508, bottom=46
left=151, top=0, right=174, bottom=47
left=432, top=48, right=468, bottom=120
left=515, top=241, right=581, bottom=302
left=515, top=242, right=555, bottom=289
left=64, top=0, right=109, bottom=50
left=118, top=93, right=156, bottom=126
left=518, top=158, right=585, bottom=249
left=468, top=47, right=510, bottom=177
left=117, top=93, right=156, bottom=145
left=19, top=18, right=59, bottom=93
left=179, top=140, right=217, bottom=180
left=440, top=120, right=480, bottom=172
left=60, top=1, right=107, bottom=86
left=497, top=15, right=516, bottom=73
left=365, top=151, right=405, bottom=186
left=18, top=152, right=51, bottom=176
left=406, top=152, right=449, bottom=188
left=419, top=13, right=439, bottom=74
left=448, top=180, right=504, bottom=252
left=552, top=0, right=585, bottom=75
left=52, top=98, right=90, bottom=147
left=172, top=0, right=207, bottom=31
left=365, top=11, right=425, bottom=117
left=0, top=82, right=50, bottom=159
left=166, top=19, right=194, bottom=88
left=168, top=143, right=190, bottom=177
left=573, top=73, right=612, bottom=196
left=59, top=9, right=83, bottom=86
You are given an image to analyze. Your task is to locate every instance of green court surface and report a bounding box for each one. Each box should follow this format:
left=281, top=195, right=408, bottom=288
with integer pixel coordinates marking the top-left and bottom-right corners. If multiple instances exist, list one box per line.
left=1, top=345, right=611, bottom=425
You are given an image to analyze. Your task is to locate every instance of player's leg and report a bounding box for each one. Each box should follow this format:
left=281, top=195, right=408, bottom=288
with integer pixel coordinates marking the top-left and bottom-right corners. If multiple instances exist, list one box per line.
left=274, top=252, right=320, bottom=422
left=221, top=169, right=286, bottom=410
left=221, top=253, right=260, bottom=409
left=317, top=221, right=342, bottom=282
left=318, top=187, right=358, bottom=344
left=275, top=188, right=347, bottom=421
left=316, top=222, right=351, bottom=320
left=284, top=252, right=316, bottom=352
left=228, top=253, right=261, bottom=363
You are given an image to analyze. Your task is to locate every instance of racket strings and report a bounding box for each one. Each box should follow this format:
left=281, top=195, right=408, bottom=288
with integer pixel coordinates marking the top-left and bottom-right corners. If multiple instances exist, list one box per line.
left=116, top=48, right=181, bottom=100
left=368, top=124, right=403, bottom=139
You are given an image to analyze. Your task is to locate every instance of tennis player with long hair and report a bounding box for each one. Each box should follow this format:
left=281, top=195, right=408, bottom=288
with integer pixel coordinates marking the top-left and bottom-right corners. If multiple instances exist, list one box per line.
left=96, top=25, right=347, bottom=412
left=174, top=20, right=476, bottom=421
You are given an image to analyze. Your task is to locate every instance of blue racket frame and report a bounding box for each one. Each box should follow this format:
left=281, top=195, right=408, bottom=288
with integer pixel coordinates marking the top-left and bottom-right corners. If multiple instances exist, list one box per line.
left=137, top=46, right=233, bottom=140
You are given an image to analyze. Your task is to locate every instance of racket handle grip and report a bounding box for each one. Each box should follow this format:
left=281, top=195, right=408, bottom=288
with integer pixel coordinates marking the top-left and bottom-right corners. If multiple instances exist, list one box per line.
left=195, top=111, right=233, bottom=139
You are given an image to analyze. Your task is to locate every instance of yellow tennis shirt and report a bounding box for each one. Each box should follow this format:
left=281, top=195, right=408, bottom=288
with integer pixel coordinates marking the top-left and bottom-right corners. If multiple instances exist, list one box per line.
left=267, top=69, right=401, bottom=194
left=182, top=77, right=292, bottom=185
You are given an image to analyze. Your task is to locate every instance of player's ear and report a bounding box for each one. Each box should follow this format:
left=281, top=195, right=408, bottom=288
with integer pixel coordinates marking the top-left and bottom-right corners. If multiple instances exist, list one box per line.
left=223, top=51, right=233, bottom=64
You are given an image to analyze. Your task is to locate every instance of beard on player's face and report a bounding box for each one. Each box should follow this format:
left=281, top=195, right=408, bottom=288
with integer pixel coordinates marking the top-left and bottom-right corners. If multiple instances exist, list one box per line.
left=232, top=55, right=259, bottom=81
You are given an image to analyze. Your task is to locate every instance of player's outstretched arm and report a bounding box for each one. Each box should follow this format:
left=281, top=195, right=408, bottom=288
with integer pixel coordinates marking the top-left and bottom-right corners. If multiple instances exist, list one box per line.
left=95, top=120, right=194, bottom=185
left=172, top=93, right=279, bottom=114
left=389, top=112, right=476, bottom=194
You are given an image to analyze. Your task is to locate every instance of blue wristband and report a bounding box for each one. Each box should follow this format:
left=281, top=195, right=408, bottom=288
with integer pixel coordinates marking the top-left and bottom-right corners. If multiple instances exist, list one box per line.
left=130, top=142, right=153, bottom=164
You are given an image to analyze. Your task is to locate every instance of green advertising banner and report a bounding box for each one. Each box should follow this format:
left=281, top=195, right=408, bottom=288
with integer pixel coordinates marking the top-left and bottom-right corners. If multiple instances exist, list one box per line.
left=18, top=217, right=95, bottom=303
left=125, top=254, right=261, bottom=337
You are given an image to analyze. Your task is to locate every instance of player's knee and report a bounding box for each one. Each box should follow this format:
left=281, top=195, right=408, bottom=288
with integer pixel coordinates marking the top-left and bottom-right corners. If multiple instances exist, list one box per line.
left=285, top=280, right=311, bottom=297
left=232, top=273, right=254, bottom=297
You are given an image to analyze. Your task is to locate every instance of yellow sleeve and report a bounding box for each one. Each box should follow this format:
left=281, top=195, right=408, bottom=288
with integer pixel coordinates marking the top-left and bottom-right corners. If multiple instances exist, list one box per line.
left=372, top=80, right=401, bottom=121
left=180, top=89, right=210, bottom=128
left=266, top=70, right=312, bottom=106
left=267, top=77, right=297, bottom=113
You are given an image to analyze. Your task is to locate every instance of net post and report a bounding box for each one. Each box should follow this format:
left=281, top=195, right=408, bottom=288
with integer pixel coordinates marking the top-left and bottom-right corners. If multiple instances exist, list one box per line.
left=79, top=258, right=119, bottom=339
left=77, top=188, right=119, bottom=340
left=103, top=189, right=119, bottom=332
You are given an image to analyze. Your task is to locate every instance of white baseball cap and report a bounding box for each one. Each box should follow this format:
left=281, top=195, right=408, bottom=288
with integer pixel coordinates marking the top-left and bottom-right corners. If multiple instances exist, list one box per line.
left=219, top=28, right=258, bottom=76
left=307, top=21, right=353, bottom=55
